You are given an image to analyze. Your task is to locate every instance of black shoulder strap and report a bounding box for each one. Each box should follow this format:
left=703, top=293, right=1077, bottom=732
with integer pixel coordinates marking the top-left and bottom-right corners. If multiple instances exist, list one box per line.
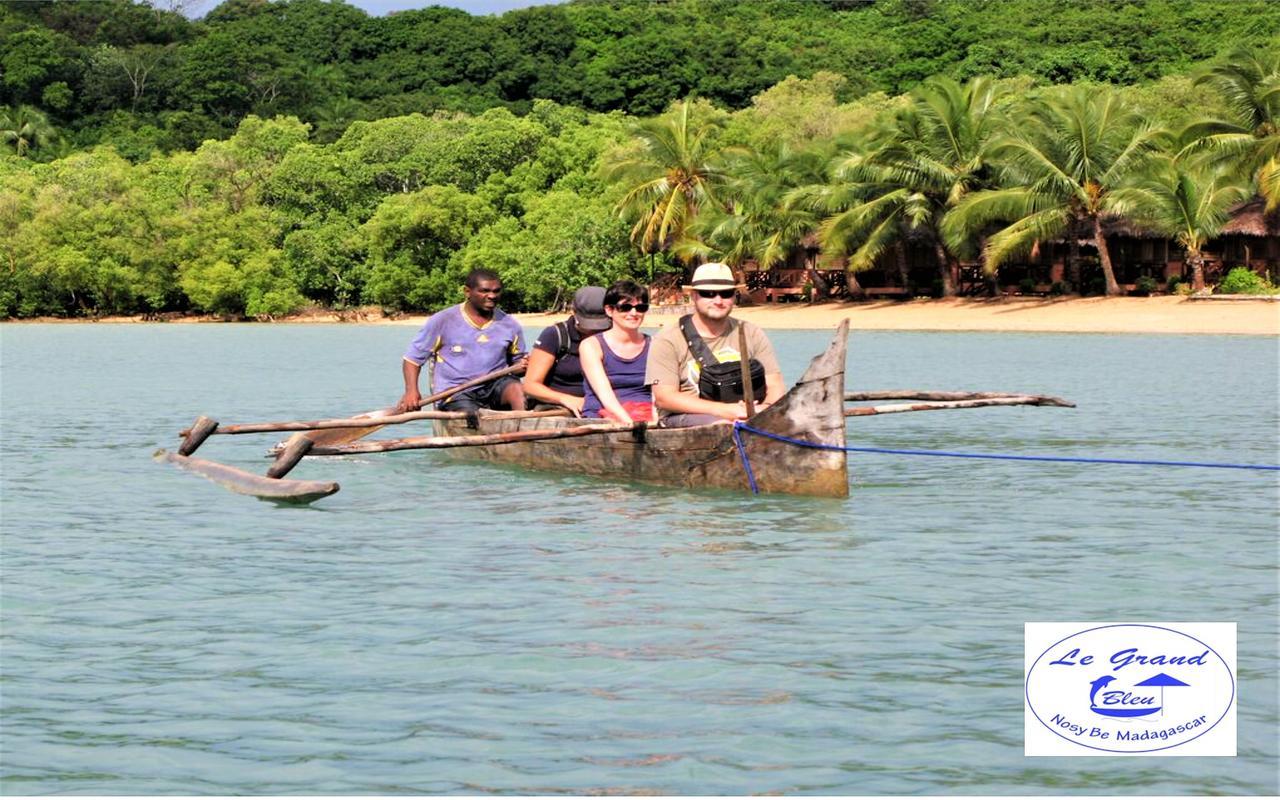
left=679, top=314, right=719, bottom=367
left=555, top=320, right=572, bottom=359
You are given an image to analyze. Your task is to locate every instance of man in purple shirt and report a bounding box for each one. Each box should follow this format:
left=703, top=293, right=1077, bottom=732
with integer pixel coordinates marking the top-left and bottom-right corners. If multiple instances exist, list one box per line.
left=397, top=268, right=527, bottom=414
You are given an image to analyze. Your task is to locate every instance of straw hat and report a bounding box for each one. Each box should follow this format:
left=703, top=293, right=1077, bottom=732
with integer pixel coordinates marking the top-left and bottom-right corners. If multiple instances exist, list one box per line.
left=682, top=262, right=744, bottom=290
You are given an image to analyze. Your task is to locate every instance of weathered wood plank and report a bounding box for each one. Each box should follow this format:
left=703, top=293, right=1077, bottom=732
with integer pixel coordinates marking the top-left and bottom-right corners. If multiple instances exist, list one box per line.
left=845, top=396, right=1076, bottom=416
left=845, top=390, right=1074, bottom=406
left=156, top=449, right=339, bottom=503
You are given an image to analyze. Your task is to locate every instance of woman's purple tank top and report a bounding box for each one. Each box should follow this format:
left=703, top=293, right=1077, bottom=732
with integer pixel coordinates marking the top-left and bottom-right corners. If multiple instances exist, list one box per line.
left=582, top=334, right=652, bottom=418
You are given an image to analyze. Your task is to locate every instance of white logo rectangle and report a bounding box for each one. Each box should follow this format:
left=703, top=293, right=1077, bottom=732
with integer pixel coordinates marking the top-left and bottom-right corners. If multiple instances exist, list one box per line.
left=1025, top=622, right=1236, bottom=757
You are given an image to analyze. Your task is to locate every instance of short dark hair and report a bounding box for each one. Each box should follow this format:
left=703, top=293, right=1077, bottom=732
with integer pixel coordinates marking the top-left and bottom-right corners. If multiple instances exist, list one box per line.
left=604, top=279, right=649, bottom=307
left=465, top=268, right=501, bottom=289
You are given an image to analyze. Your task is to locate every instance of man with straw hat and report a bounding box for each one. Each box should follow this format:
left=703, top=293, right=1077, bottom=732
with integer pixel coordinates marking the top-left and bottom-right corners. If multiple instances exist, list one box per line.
left=645, top=262, right=784, bottom=427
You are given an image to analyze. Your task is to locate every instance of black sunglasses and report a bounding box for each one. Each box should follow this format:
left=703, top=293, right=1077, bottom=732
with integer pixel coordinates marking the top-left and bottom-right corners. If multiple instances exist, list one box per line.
left=696, top=289, right=736, bottom=300
left=613, top=302, right=649, bottom=313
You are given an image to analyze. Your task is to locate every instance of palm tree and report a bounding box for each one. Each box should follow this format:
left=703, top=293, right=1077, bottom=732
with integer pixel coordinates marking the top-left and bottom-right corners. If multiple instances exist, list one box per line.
left=602, top=99, right=724, bottom=261
left=943, top=86, right=1163, bottom=296
left=1110, top=155, right=1252, bottom=292
left=797, top=76, right=1004, bottom=297
left=0, top=105, right=58, bottom=158
left=678, top=142, right=825, bottom=280
left=1183, top=47, right=1280, bottom=211
left=311, top=95, right=364, bottom=143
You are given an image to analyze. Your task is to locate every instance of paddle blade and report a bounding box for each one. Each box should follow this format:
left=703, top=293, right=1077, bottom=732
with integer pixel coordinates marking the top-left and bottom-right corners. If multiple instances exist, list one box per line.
left=300, top=407, right=395, bottom=447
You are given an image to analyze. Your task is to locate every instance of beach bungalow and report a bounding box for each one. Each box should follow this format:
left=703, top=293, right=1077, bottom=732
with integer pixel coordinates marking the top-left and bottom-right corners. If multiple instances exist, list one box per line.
left=724, top=198, right=1280, bottom=300
left=649, top=199, right=1279, bottom=304
left=1210, top=198, right=1280, bottom=280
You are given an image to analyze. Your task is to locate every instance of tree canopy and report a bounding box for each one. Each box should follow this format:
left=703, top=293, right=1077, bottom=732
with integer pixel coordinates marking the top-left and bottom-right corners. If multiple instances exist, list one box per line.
left=2, top=2, right=1278, bottom=317
left=2, top=0, right=1277, bottom=153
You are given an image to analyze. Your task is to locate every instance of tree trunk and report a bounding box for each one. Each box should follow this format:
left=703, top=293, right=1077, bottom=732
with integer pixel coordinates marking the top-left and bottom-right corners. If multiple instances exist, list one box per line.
left=933, top=239, right=955, bottom=298
left=1092, top=216, right=1121, bottom=296
left=893, top=242, right=910, bottom=289
left=1068, top=237, right=1081, bottom=291
left=845, top=269, right=865, bottom=298
left=805, top=253, right=830, bottom=299
left=1189, top=249, right=1206, bottom=293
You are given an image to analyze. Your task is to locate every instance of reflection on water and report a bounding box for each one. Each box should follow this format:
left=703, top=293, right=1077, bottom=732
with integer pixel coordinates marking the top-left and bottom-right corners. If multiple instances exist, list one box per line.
left=1, top=324, right=1276, bottom=794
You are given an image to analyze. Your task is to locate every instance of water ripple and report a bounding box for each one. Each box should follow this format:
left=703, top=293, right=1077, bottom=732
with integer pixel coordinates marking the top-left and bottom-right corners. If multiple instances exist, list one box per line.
left=1, top=326, right=1275, bottom=794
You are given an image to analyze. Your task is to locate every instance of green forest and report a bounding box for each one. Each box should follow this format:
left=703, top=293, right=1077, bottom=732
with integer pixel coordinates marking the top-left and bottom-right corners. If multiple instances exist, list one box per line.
left=2, top=0, right=1278, bottom=318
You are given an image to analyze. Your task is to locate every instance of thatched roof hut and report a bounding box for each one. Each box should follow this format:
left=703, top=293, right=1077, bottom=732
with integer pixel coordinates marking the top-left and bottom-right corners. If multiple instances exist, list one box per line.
left=1219, top=199, right=1280, bottom=237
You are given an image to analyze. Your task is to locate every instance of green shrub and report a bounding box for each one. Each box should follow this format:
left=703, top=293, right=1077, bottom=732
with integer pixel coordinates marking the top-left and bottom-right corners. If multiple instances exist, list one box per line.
left=1165, top=274, right=1185, bottom=293
left=1049, top=281, right=1072, bottom=296
left=1132, top=275, right=1159, bottom=296
left=1174, top=282, right=1194, bottom=296
left=1018, top=277, right=1037, bottom=295
left=246, top=286, right=305, bottom=319
left=1215, top=267, right=1277, bottom=295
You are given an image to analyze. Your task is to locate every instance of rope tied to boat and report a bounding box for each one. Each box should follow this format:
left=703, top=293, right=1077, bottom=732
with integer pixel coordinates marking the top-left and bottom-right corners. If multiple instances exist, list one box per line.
left=730, top=422, right=1280, bottom=496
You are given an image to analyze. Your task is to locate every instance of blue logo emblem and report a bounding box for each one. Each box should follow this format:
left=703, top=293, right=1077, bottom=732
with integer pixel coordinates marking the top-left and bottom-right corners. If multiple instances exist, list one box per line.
left=1025, top=623, right=1235, bottom=755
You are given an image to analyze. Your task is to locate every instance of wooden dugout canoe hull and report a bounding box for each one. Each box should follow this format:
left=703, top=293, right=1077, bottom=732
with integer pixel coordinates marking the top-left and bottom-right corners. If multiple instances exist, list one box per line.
left=432, top=320, right=850, bottom=497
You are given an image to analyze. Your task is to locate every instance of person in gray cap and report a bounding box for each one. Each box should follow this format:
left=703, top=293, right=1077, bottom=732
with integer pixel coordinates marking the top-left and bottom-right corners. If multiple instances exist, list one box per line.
left=523, top=286, right=613, bottom=415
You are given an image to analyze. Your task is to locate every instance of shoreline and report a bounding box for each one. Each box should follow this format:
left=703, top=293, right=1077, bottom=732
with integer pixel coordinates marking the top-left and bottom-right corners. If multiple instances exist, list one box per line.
left=5, top=297, right=1277, bottom=336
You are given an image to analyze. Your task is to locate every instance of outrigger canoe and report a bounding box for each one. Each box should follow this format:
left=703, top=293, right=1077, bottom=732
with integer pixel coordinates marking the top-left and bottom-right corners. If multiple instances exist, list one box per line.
left=166, top=318, right=1073, bottom=503
left=431, top=320, right=850, bottom=497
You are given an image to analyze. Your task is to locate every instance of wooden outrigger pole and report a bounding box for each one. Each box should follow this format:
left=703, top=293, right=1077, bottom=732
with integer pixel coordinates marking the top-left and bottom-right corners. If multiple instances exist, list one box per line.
left=845, top=392, right=1074, bottom=417
left=158, top=364, right=535, bottom=503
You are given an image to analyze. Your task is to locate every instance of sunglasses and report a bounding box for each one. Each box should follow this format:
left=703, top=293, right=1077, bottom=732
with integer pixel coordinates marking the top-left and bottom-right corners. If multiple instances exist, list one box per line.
left=696, top=289, right=736, bottom=300
left=613, top=302, right=649, bottom=313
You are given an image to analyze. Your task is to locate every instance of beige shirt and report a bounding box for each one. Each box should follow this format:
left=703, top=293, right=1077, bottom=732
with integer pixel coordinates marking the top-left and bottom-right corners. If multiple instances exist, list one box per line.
left=645, top=317, right=781, bottom=416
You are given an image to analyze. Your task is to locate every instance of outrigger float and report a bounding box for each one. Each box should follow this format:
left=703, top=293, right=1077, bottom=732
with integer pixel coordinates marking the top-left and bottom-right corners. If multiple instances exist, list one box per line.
left=158, top=321, right=1074, bottom=503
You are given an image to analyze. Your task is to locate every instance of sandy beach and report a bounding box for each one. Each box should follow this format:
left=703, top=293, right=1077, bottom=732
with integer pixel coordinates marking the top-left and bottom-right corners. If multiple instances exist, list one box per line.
left=9, top=296, right=1278, bottom=335
left=512, top=296, right=1279, bottom=337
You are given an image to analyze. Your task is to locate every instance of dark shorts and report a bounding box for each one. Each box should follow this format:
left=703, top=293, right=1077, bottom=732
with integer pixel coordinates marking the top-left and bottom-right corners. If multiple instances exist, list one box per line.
left=438, top=376, right=522, bottom=412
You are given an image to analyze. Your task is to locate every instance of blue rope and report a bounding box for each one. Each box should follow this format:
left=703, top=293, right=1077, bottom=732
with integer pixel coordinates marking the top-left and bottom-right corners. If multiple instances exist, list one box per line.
left=731, top=421, right=761, bottom=494
left=732, top=422, right=1280, bottom=480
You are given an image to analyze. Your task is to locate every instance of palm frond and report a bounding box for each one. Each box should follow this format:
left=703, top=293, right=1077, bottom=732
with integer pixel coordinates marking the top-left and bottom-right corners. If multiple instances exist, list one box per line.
left=983, top=207, right=1071, bottom=272
left=818, top=189, right=910, bottom=255
left=941, top=187, right=1043, bottom=251
left=1259, top=157, right=1280, bottom=212
left=846, top=215, right=904, bottom=271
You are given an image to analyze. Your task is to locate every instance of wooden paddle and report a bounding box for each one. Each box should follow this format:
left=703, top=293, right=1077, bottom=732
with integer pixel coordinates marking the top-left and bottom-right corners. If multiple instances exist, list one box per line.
left=737, top=322, right=756, bottom=417
left=177, top=363, right=528, bottom=455
left=300, top=362, right=528, bottom=448
left=182, top=407, right=567, bottom=438
left=295, top=421, right=641, bottom=457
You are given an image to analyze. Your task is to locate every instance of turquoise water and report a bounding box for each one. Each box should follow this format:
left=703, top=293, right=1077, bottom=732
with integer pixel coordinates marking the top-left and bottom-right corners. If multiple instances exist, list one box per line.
left=1, top=323, right=1276, bottom=795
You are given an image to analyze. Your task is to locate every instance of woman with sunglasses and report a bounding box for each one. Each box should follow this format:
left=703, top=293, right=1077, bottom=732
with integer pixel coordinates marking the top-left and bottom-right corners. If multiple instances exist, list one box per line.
left=579, top=279, right=656, bottom=423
